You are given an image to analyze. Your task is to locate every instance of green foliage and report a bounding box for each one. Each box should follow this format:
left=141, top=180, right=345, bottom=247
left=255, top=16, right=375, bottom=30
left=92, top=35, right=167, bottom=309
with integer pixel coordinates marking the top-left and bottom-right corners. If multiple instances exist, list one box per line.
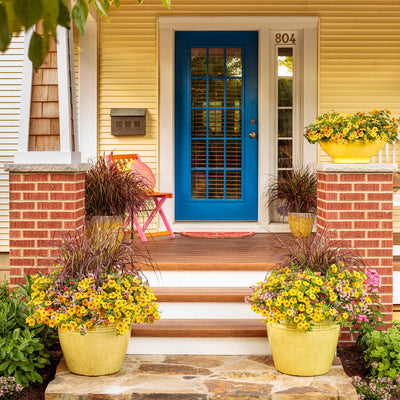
left=364, top=322, right=400, bottom=381
left=0, top=328, right=50, bottom=387
left=0, top=0, right=171, bottom=68
left=0, top=275, right=57, bottom=387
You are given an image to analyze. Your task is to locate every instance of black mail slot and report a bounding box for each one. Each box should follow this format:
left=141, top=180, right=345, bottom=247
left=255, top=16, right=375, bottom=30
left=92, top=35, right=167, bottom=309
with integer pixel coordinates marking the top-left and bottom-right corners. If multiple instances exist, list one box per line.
left=110, top=108, right=146, bottom=136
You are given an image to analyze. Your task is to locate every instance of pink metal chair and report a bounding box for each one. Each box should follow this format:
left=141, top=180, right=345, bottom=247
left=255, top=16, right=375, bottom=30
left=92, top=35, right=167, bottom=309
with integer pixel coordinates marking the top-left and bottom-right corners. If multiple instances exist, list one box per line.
left=111, top=153, right=175, bottom=242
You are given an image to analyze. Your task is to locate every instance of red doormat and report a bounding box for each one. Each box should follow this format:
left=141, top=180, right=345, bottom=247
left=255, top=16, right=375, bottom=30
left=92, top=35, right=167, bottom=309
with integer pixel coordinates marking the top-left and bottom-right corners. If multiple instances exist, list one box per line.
left=180, top=232, right=255, bottom=238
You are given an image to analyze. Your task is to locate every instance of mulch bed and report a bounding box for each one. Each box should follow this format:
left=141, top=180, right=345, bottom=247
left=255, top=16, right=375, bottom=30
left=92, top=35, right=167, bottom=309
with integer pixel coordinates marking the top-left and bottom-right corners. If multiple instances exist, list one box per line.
left=14, top=344, right=399, bottom=399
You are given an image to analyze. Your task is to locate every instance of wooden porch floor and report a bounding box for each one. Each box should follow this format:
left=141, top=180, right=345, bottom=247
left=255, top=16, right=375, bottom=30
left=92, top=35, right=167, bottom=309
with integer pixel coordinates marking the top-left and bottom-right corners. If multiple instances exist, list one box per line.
left=138, top=233, right=291, bottom=270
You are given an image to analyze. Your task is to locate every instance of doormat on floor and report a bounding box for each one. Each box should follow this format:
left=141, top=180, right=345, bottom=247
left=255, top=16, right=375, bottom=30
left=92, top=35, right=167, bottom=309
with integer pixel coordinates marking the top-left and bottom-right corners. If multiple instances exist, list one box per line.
left=180, top=232, right=255, bottom=238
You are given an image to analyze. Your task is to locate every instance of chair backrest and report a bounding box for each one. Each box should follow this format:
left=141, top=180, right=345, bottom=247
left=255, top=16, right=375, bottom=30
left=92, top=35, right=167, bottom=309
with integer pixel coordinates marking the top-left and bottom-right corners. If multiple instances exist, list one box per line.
left=111, top=153, right=138, bottom=171
left=111, top=153, right=156, bottom=190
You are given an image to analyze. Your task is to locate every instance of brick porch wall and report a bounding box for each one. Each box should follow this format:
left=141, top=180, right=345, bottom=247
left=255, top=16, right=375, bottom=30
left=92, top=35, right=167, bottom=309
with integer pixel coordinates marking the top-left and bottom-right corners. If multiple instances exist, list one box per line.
left=316, top=163, right=396, bottom=343
left=6, top=165, right=87, bottom=287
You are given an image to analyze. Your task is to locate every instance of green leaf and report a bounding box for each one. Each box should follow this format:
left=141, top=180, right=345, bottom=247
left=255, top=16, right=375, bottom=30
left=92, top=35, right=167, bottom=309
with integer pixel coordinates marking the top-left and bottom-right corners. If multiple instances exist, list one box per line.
left=0, top=361, right=10, bottom=371
left=58, top=0, right=71, bottom=28
left=8, top=363, right=16, bottom=375
left=13, top=0, right=43, bottom=30
left=114, top=0, right=121, bottom=10
left=28, top=32, right=45, bottom=70
left=101, top=0, right=111, bottom=14
left=4, top=1, right=22, bottom=34
left=72, top=0, right=89, bottom=35
left=0, top=4, right=12, bottom=52
left=161, top=0, right=171, bottom=9
left=43, top=0, right=59, bottom=24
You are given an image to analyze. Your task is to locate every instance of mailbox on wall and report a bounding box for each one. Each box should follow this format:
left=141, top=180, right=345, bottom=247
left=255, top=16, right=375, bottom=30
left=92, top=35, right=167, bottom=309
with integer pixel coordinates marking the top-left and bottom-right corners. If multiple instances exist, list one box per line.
left=110, top=108, right=146, bottom=136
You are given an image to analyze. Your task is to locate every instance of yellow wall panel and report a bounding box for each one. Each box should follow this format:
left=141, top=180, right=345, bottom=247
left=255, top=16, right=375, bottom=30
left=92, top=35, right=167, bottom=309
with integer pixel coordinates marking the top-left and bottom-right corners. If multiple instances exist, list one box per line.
left=99, top=0, right=400, bottom=168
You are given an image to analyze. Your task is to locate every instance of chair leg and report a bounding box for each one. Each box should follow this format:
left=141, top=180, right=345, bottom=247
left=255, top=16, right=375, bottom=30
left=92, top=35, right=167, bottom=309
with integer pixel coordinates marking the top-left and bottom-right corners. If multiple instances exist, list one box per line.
left=133, top=214, right=147, bottom=242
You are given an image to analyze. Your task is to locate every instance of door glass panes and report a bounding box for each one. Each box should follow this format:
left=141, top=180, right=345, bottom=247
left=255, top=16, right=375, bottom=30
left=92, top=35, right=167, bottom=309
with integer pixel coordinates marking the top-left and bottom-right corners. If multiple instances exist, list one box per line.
left=191, top=79, right=207, bottom=107
left=190, top=47, right=243, bottom=200
left=191, top=48, right=207, bottom=76
left=277, top=47, right=293, bottom=177
left=226, top=109, right=241, bottom=138
left=191, top=109, right=207, bottom=138
left=226, top=48, right=242, bottom=77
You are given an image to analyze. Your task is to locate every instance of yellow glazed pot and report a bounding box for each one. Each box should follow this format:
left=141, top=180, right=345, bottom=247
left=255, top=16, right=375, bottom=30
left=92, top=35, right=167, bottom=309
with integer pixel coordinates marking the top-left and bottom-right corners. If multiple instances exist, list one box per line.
left=58, top=324, right=130, bottom=376
left=267, top=321, right=340, bottom=376
left=287, top=213, right=315, bottom=238
left=319, top=140, right=386, bottom=163
left=86, top=215, right=125, bottom=243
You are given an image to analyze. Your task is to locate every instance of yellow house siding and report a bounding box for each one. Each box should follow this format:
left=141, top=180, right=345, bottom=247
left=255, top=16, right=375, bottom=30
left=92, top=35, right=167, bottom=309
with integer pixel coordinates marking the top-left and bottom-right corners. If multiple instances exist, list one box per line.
left=99, top=0, right=400, bottom=230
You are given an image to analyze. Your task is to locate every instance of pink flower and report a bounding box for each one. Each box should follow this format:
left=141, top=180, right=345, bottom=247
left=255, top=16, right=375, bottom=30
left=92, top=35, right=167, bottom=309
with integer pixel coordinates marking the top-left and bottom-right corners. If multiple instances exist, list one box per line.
left=357, top=314, right=368, bottom=323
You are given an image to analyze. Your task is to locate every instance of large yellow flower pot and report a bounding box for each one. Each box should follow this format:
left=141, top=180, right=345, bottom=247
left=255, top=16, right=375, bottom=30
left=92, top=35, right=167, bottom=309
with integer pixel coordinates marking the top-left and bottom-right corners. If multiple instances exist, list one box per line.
left=86, top=215, right=125, bottom=243
left=319, top=140, right=386, bottom=163
left=58, top=324, right=130, bottom=376
left=267, top=321, right=340, bottom=376
left=287, top=213, right=315, bottom=238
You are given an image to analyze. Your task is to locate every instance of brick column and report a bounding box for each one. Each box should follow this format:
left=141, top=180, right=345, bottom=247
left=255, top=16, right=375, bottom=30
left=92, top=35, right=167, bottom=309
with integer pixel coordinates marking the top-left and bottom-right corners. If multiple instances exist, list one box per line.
left=5, top=164, right=89, bottom=287
left=316, top=163, right=397, bottom=343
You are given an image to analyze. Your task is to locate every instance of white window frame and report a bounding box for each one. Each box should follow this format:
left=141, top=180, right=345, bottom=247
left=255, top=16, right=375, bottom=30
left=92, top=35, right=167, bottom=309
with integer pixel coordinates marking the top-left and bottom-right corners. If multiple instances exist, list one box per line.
left=158, top=16, right=318, bottom=232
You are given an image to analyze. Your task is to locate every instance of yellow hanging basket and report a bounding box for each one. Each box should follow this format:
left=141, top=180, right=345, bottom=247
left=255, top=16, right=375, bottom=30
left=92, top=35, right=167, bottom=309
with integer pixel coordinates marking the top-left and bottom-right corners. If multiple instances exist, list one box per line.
left=287, top=213, right=315, bottom=238
left=319, top=140, right=386, bottom=164
left=267, top=321, right=340, bottom=376
left=58, top=324, right=130, bottom=376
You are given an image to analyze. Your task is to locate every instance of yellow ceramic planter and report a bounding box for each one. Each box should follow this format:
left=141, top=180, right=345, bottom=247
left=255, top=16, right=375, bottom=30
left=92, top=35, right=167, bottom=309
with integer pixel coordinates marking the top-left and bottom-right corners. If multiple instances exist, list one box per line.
left=267, top=321, right=340, bottom=376
left=319, top=140, right=386, bottom=163
left=287, top=213, right=315, bottom=238
left=86, top=215, right=125, bottom=243
left=58, top=324, right=130, bottom=376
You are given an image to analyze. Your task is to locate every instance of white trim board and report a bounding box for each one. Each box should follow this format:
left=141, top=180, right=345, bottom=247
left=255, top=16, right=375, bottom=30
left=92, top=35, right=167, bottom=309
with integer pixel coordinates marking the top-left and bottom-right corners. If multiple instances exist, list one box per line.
left=158, top=16, right=318, bottom=233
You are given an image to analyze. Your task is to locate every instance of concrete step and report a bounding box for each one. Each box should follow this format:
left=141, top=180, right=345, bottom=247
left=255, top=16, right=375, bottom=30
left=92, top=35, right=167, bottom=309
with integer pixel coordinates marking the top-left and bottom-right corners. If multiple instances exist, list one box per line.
left=46, top=354, right=358, bottom=399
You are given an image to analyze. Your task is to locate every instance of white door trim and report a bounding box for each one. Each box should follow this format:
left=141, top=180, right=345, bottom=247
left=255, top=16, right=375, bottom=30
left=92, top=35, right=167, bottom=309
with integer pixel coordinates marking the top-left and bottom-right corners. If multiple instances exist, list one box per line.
left=158, top=16, right=318, bottom=232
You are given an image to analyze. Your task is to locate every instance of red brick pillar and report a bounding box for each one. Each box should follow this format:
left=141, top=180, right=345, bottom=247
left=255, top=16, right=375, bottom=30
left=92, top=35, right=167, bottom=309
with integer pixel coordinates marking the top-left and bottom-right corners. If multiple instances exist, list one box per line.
left=316, top=164, right=397, bottom=343
left=6, top=165, right=88, bottom=287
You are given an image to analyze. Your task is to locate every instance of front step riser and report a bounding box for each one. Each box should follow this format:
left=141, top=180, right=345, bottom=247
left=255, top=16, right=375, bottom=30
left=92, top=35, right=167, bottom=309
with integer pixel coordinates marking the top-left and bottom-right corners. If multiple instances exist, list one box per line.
left=146, top=270, right=267, bottom=287
left=128, top=337, right=271, bottom=355
left=158, top=302, right=257, bottom=319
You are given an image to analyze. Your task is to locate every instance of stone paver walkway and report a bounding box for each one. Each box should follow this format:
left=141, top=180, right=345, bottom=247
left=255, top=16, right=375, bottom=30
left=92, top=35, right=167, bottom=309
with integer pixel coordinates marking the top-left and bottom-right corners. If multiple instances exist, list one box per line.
left=46, top=355, right=358, bottom=399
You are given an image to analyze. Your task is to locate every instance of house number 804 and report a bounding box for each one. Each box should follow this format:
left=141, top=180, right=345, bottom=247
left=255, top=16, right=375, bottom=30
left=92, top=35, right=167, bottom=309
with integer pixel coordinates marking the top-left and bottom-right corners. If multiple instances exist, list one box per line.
left=275, top=33, right=296, bottom=44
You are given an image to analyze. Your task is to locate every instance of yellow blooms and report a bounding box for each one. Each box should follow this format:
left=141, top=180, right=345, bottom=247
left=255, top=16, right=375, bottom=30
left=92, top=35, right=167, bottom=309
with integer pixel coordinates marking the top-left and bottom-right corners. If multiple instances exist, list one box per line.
left=27, top=269, right=161, bottom=336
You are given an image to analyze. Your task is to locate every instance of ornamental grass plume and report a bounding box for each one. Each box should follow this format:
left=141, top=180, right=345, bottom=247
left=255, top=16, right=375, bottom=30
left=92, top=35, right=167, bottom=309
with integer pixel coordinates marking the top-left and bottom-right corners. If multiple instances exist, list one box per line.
left=85, top=155, right=153, bottom=219
left=271, top=229, right=365, bottom=275
left=266, top=166, right=317, bottom=215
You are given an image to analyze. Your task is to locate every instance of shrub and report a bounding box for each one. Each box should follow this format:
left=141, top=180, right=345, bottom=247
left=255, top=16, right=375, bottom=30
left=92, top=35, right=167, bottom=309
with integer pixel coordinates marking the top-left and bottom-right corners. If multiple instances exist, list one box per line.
left=0, top=376, right=23, bottom=399
left=364, top=322, right=400, bottom=381
left=0, top=277, right=55, bottom=387
left=0, top=328, right=50, bottom=387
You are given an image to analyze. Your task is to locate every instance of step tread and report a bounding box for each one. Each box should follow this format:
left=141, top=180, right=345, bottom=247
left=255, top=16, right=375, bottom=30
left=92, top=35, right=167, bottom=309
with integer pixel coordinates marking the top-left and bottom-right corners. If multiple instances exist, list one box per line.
left=132, top=319, right=267, bottom=338
left=153, top=287, right=252, bottom=302
left=141, top=262, right=275, bottom=271
left=394, top=256, right=400, bottom=271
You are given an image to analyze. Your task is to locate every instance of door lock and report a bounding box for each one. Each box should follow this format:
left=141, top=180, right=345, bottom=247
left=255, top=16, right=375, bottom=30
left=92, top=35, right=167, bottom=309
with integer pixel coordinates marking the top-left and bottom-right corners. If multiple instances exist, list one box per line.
left=249, top=132, right=257, bottom=139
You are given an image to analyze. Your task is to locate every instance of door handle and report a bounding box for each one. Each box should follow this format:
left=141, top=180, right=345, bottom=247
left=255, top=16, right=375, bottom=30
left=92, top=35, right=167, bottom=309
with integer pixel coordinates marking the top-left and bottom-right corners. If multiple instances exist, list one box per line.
left=249, top=132, right=257, bottom=139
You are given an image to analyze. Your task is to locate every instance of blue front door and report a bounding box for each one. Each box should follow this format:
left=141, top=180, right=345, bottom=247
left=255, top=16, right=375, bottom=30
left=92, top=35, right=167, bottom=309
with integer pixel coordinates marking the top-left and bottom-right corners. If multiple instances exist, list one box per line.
left=175, top=31, right=258, bottom=221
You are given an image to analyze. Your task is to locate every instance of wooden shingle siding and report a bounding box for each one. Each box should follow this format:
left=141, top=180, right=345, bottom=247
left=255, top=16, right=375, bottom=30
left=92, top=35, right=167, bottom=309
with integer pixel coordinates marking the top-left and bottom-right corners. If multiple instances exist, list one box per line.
left=0, top=35, right=24, bottom=252
left=99, top=0, right=400, bottom=179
